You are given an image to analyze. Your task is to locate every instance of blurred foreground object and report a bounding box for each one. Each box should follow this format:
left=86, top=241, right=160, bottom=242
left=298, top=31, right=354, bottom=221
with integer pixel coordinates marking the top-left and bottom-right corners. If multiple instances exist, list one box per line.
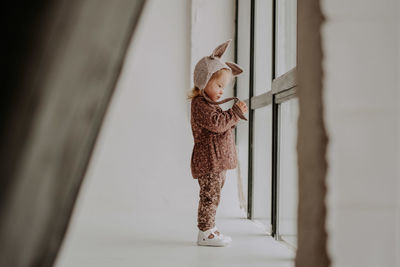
left=0, top=1, right=146, bottom=266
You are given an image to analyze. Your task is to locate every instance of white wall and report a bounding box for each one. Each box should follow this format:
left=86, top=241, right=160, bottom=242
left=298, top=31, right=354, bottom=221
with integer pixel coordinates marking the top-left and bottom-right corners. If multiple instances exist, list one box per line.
left=59, top=0, right=241, bottom=239
left=321, top=1, right=400, bottom=266
left=78, top=0, right=240, bottom=219
left=55, top=1, right=248, bottom=265
left=54, top=1, right=195, bottom=265
left=83, top=0, right=195, bottom=216
left=397, top=1, right=400, bottom=263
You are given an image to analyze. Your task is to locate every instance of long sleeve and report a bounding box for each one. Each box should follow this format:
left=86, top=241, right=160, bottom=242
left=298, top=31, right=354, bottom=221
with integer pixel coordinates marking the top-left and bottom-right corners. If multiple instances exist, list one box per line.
left=192, top=97, right=241, bottom=133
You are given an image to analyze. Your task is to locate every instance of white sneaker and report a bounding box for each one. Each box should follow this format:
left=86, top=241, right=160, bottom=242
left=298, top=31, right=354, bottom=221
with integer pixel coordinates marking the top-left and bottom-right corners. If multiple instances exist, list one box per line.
left=213, top=226, right=232, bottom=243
left=197, top=227, right=232, bottom=247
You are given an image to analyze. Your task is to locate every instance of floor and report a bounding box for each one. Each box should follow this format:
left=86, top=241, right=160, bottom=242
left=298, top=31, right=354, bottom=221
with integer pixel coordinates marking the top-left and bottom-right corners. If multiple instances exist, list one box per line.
left=55, top=213, right=294, bottom=267
left=54, top=166, right=295, bottom=267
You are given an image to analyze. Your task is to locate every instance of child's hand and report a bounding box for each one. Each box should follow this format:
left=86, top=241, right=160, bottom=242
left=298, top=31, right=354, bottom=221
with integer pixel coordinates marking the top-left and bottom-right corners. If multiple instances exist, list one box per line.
left=237, top=101, right=248, bottom=113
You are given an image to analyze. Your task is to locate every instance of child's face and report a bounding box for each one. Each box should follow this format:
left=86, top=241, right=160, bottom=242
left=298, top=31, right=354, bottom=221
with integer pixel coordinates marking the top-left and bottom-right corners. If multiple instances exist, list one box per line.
left=204, top=71, right=232, bottom=101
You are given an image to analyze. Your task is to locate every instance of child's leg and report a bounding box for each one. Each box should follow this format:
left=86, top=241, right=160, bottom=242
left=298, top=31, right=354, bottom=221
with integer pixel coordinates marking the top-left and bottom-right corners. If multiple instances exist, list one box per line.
left=197, top=171, right=227, bottom=233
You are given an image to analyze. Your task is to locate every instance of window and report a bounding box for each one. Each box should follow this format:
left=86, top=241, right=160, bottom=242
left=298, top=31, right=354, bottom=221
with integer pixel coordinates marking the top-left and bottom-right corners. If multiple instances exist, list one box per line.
left=235, top=0, right=298, bottom=248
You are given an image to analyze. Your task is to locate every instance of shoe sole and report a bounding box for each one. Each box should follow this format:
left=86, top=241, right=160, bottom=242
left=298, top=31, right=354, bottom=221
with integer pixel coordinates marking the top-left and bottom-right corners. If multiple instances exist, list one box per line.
left=197, top=241, right=230, bottom=247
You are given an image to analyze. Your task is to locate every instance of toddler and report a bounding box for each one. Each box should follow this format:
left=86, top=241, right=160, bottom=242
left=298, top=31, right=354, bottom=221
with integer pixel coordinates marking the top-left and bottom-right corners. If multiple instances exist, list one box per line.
left=187, top=39, right=248, bottom=247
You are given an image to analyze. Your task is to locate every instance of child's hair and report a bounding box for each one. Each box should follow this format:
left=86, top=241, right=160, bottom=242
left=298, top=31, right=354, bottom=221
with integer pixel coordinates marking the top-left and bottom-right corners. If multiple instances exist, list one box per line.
left=187, top=68, right=231, bottom=100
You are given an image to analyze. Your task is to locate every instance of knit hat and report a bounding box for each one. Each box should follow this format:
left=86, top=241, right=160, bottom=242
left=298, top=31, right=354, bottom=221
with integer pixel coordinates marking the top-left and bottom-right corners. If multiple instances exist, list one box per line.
left=193, top=39, right=247, bottom=121
left=193, top=39, right=244, bottom=91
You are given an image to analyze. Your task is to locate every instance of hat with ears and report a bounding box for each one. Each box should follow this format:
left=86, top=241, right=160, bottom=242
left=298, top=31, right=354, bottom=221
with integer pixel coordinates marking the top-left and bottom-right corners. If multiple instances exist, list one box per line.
left=193, top=39, right=244, bottom=91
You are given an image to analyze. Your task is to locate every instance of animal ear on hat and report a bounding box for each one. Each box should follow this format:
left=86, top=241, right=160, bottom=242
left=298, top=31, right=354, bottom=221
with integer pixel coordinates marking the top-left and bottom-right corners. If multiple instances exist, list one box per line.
left=225, top=61, right=243, bottom=76
left=210, top=39, right=232, bottom=59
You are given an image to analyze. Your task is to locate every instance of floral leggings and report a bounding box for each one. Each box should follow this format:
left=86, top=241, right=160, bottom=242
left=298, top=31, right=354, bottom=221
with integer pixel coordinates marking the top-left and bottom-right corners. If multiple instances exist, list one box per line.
left=197, top=170, right=227, bottom=231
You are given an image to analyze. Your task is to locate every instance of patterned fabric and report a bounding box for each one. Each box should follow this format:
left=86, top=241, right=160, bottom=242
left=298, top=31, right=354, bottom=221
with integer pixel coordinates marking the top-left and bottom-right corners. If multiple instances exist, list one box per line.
left=190, top=95, right=243, bottom=178
left=200, top=88, right=247, bottom=121
left=197, top=170, right=227, bottom=231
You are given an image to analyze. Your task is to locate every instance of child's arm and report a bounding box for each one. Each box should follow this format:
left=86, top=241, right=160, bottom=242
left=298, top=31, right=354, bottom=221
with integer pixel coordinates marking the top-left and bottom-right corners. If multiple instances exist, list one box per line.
left=192, top=98, right=243, bottom=133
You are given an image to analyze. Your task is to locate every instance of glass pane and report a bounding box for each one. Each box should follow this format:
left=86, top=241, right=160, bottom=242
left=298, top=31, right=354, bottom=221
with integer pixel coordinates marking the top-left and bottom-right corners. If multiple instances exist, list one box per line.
left=278, top=97, right=299, bottom=247
left=252, top=105, right=272, bottom=230
left=254, top=0, right=273, bottom=95
left=275, top=0, right=297, bottom=77
left=236, top=116, right=248, bottom=217
left=236, top=0, right=251, bottom=217
left=237, top=0, right=251, bottom=100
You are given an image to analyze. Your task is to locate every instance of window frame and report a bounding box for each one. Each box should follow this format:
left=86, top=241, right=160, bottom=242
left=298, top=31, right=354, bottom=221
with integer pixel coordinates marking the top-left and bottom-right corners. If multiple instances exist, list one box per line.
left=235, top=0, right=298, bottom=242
